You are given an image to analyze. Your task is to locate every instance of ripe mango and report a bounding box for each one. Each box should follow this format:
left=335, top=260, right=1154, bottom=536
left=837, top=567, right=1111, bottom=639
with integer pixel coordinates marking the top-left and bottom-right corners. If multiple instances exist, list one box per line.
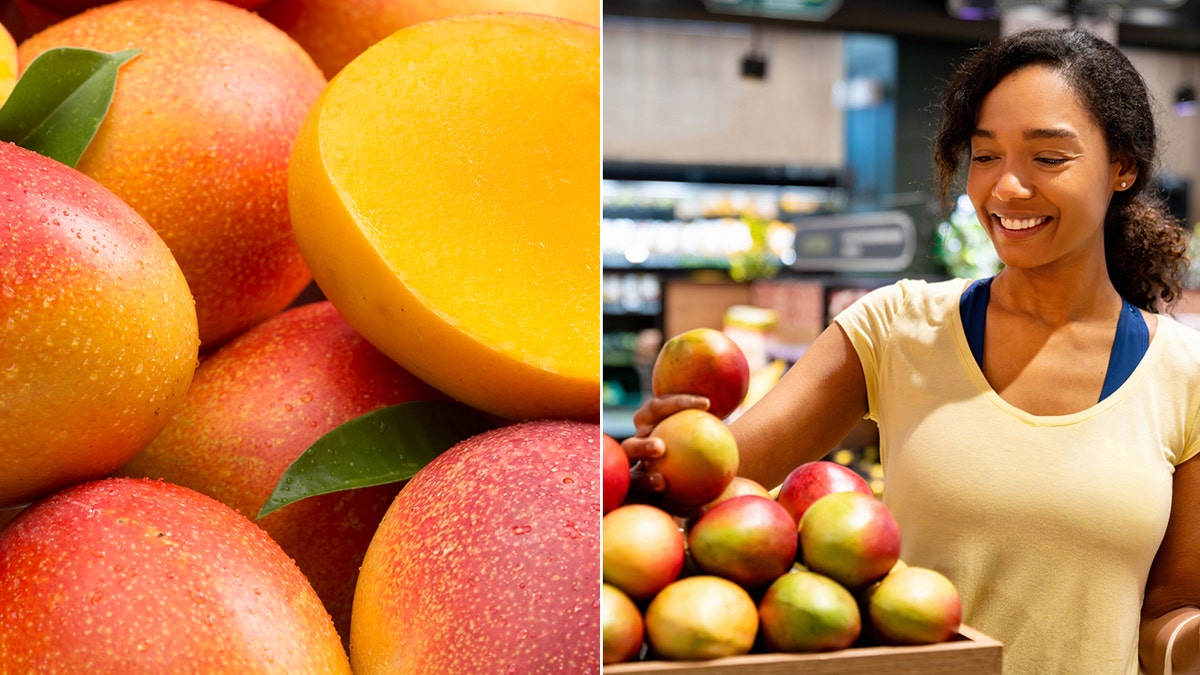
left=0, top=141, right=198, bottom=507
left=118, top=300, right=449, bottom=643
left=18, top=0, right=327, bottom=349
left=0, top=477, right=350, bottom=672
left=350, top=420, right=600, bottom=674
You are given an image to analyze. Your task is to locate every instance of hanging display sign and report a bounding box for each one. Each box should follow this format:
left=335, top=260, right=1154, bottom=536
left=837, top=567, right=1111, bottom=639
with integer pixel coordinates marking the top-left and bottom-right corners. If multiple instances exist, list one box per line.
left=701, top=0, right=843, bottom=22
left=789, top=211, right=916, bottom=272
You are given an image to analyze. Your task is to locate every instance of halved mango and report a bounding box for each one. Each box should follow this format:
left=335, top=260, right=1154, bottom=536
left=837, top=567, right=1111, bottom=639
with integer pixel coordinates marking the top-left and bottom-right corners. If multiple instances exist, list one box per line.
left=0, top=23, right=16, bottom=105
left=288, top=13, right=600, bottom=422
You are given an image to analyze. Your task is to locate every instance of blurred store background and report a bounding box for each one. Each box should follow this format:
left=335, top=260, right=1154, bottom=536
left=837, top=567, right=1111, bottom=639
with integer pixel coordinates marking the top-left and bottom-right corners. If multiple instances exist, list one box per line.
left=600, top=0, right=1200, bottom=482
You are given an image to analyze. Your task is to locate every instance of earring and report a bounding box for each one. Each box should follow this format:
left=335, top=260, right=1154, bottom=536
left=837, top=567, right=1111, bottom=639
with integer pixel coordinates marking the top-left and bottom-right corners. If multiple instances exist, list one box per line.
left=1120, top=181, right=1128, bottom=189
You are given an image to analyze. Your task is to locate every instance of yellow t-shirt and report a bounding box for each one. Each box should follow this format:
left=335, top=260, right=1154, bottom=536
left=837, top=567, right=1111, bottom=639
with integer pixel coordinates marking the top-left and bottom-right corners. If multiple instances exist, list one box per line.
left=834, top=278, right=1200, bottom=675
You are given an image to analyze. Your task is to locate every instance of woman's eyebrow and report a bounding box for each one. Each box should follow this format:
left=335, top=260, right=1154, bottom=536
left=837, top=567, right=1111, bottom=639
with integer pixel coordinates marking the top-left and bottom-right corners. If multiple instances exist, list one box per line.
left=971, top=127, right=1079, bottom=140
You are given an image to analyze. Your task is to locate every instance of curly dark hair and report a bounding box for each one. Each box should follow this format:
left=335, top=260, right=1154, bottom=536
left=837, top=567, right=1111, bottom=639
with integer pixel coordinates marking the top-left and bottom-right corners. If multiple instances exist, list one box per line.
left=932, top=27, right=1189, bottom=312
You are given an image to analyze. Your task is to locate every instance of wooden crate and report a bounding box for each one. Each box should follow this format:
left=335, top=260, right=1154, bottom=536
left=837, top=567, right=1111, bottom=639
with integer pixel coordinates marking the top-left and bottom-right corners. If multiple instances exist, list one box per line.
left=604, top=625, right=1002, bottom=675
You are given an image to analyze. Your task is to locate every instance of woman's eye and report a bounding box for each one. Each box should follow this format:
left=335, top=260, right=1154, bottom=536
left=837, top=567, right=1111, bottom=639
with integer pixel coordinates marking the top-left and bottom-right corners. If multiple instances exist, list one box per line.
left=1036, top=157, right=1068, bottom=166
left=970, top=154, right=996, bottom=164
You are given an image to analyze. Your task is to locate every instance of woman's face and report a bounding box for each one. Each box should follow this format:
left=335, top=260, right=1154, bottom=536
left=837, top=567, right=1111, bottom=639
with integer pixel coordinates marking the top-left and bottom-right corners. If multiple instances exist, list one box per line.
left=966, top=64, right=1135, bottom=272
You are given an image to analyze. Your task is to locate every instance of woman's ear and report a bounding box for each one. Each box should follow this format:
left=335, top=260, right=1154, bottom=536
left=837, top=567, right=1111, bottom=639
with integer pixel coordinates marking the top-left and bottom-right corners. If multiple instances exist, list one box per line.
left=1113, top=155, right=1139, bottom=192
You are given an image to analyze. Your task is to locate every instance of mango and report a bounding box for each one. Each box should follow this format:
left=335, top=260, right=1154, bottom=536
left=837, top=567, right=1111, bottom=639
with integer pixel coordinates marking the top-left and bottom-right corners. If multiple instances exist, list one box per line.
left=258, top=0, right=601, bottom=78
left=758, top=569, right=863, bottom=652
left=652, top=327, right=751, bottom=420
left=0, top=477, right=351, bottom=672
left=349, top=419, right=600, bottom=674
left=22, top=0, right=267, bottom=15
left=288, top=13, right=600, bottom=422
left=646, top=408, right=740, bottom=510
left=0, top=141, right=198, bottom=508
left=117, top=300, right=450, bottom=644
left=644, top=575, right=759, bottom=661
left=18, top=0, right=327, bottom=349
left=602, top=583, right=644, bottom=664
left=603, top=503, right=686, bottom=602
left=687, top=494, right=798, bottom=589
left=777, top=460, right=874, bottom=526
left=0, top=22, right=15, bottom=104
left=867, top=566, right=963, bottom=645
left=799, top=491, right=902, bottom=590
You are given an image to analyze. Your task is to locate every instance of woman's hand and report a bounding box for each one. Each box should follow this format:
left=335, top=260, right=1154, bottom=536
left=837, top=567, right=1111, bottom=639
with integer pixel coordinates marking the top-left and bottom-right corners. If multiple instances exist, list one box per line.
left=620, top=393, right=710, bottom=493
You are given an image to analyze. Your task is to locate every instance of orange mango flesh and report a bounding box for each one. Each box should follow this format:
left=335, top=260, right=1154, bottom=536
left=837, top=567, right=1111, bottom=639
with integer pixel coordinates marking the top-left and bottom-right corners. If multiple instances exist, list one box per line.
left=0, top=23, right=15, bottom=104
left=289, top=13, right=600, bottom=422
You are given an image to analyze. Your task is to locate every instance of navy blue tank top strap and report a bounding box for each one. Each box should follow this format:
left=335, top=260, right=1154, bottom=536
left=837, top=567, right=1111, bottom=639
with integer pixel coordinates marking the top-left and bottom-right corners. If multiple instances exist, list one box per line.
left=959, top=276, right=991, bottom=371
left=1100, top=299, right=1149, bottom=399
left=957, top=276, right=1148, bottom=402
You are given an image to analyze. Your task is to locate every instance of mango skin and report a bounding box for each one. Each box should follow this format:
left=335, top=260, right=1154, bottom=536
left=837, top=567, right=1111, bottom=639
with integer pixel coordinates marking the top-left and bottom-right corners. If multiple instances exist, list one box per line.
left=687, top=494, right=798, bottom=589
left=0, top=477, right=351, bottom=673
left=643, top=575, right=759, bottom=661
left=0, top=140, right=198, bottom=508
left=601, top=583, right=644, bottom=665
left=117, top=300, right=449, bottom=644
left=18, top=0, right=327, bottom=349
left=799, top=491, right=902, bottom=590
left=652, top=327, right=751, bottom=420
left=868, top=566, right=963, bottom=645
left=758, top=570, right=863, bottom=652
left=602, top=503, right=686, bottom=602
left=258, top=0, right=600, bottom=78
left=22, top=0, right=268, bottom=18
left=350, top=420, right=600, bottom=674
left=646, top=409, right=740, bottom=509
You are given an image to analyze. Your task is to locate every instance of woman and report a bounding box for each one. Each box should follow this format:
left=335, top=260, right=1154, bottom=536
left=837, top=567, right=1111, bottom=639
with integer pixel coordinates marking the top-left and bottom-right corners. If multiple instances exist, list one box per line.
left=622, top=28, right=1200, bottom=674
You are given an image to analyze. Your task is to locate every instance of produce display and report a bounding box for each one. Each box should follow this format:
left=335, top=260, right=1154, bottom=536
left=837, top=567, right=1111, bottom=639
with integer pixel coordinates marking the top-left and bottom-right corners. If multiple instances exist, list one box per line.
left=0, top=1, right=599, bottom=671
left=114, top=300, right=451, bottom=643
left=602, top=330, right=965, bottom=666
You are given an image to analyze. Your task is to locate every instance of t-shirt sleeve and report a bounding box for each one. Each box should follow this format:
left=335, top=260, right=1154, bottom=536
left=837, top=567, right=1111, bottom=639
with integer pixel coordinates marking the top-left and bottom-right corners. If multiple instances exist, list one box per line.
left=831, top=280, right=921, bottom=423
left=1180, top=400, right=1200, bottom=466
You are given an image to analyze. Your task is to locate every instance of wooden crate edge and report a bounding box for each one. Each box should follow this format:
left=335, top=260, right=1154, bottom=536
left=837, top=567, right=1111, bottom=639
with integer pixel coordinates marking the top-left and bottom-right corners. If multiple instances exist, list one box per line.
left=604, top=624, right=1002, bottom=673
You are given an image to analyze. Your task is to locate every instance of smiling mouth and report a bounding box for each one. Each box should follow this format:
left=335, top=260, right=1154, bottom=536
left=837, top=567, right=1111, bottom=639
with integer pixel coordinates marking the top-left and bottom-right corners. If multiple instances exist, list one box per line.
left=995, top=215, right=1050, bottom=231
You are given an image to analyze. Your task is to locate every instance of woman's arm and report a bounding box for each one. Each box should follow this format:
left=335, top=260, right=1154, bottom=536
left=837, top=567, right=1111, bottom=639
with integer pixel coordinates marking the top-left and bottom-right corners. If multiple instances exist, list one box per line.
left=1141, top=453, right=1200, bottom=674
left=622, top=321, right=869, bottom=492
left=729, top=321, right=869, bottom=489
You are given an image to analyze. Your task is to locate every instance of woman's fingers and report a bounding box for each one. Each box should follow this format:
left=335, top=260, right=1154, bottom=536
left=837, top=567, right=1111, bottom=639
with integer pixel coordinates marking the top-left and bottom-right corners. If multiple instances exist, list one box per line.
left=631, top=394, right=711, bottom=437
left=619, top=393, right=712, bottom=496
left=621, top=435, right=664, bottom=463
left=629, top=461, right=666, bottom=493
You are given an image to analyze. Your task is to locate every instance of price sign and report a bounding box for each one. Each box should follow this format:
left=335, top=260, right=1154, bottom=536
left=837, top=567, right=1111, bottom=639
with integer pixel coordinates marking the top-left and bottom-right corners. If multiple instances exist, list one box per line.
left=702, top=0, right=843, bottom=21
left=789, top=211, right=916, bottom=272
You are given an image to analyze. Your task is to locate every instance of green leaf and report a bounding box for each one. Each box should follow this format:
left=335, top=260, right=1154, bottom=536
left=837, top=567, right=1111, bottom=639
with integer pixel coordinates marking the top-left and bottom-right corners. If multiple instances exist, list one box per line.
left=0, top=47, right=140, bottom=167
left=257, top=401, right=500, bottom=519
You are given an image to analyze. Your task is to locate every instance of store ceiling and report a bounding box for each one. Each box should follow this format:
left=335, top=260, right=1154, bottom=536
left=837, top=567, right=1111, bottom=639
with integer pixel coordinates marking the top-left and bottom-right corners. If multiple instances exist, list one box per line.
left=603, top=0, right=1200, bottom=51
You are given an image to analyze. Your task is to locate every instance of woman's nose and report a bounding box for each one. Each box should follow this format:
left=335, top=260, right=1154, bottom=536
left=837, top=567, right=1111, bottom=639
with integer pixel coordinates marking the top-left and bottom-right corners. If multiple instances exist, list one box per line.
left=992, top=169, right=1033, bottom=201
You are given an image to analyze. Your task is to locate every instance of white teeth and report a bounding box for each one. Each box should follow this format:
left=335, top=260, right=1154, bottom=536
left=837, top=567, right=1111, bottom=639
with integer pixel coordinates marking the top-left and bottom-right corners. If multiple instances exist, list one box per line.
left=998, top=216, right=1045, bottom=230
